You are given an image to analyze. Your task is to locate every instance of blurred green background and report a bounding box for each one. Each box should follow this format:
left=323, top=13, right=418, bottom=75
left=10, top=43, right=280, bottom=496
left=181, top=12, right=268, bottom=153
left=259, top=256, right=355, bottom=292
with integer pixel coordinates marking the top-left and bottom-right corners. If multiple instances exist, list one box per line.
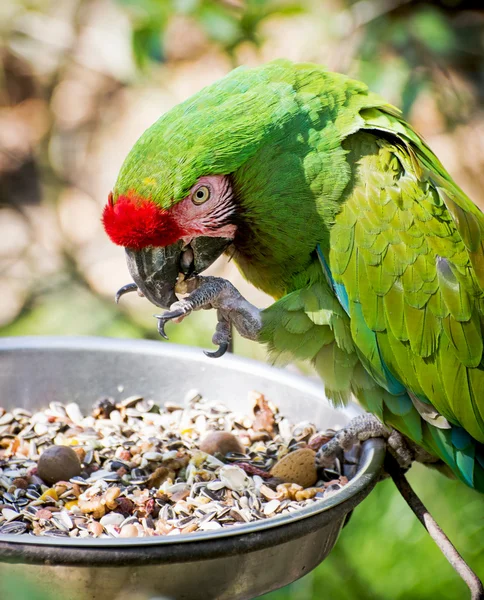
left=1, top=0, right=483, bottom=598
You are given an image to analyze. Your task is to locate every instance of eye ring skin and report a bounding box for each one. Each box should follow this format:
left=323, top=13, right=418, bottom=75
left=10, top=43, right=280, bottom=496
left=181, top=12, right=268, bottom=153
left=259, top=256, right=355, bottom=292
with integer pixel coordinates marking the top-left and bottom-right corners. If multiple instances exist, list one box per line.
left=192, top=185, right=211, bottom=205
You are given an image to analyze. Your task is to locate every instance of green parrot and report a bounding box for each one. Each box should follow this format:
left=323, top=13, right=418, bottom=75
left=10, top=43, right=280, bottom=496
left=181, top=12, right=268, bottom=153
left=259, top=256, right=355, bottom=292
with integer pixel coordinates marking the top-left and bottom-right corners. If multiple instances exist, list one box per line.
left=103, top=60, right=484, bottom=492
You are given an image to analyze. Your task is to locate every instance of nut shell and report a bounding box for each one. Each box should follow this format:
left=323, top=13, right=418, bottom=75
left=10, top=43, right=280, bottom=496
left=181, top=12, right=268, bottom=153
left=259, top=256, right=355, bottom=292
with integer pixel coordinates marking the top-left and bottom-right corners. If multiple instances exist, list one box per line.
left=120, top=524, right=139, bottom=538
left=199, top=431, right=244, bottom=456
left=270, top=448, right=317, bottom=488
left=37, top=445, right=81, bottom=485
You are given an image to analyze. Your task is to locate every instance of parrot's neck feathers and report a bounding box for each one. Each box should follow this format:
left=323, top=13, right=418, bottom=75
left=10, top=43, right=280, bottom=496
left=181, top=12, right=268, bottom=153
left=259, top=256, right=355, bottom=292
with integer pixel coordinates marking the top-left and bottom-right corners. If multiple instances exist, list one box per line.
left=102, top=192, right=183, bottom=250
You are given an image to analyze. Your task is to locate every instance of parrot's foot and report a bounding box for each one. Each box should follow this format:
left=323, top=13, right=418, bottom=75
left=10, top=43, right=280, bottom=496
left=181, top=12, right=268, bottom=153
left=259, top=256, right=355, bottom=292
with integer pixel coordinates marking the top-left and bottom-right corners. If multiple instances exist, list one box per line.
left=317, top=413, right=415, bottom=471
left=154, top=276, right=261, bottom=357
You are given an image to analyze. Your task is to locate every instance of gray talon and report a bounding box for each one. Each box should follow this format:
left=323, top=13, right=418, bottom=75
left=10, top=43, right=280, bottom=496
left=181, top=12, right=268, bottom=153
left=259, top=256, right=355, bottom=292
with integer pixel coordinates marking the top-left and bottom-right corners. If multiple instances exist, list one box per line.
left=115, top=283, right=138, bottom=303
left=155, top=317, right=169, bottom=340
left=154, top=307, right=188, bottom=340
left=204, top=342, right=229, bottom=359
left=205, top=313, right=231, bottom=359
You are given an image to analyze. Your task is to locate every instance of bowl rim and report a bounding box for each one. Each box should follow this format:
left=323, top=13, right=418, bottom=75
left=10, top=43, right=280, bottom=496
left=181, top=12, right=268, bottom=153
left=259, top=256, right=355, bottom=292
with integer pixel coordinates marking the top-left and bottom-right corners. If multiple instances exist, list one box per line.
left=0, top=336, right=385, bottom=551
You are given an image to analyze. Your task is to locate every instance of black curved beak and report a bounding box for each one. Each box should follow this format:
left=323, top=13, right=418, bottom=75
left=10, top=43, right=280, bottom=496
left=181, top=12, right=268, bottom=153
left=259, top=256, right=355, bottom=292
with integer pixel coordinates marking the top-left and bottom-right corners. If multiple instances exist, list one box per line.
left=123, top=237, right=232, bottom=309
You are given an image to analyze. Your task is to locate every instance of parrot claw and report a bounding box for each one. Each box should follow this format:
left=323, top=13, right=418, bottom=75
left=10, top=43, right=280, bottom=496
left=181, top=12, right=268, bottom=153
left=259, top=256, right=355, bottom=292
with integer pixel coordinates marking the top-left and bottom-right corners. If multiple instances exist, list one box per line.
left=115, top=282, right=140, bottom=304
left=204, top=342, right=229, bottom=359
left=155, top=317, right=169, bottom=340
left=153, top=303, right=192, bottom=340
left=204, top=311, right=232, bottom=359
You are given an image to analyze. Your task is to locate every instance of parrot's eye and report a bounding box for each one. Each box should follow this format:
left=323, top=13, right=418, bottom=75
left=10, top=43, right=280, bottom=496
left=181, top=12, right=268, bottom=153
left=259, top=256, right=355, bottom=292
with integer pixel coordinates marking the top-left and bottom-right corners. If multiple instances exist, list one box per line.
left=192, top=185, right=210, bottom=205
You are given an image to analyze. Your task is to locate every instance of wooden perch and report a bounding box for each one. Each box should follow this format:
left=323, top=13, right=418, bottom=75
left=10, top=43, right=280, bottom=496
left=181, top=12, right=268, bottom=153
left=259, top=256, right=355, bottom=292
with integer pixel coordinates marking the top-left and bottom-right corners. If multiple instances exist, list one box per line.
left=386, top=456, right=484, bottom=600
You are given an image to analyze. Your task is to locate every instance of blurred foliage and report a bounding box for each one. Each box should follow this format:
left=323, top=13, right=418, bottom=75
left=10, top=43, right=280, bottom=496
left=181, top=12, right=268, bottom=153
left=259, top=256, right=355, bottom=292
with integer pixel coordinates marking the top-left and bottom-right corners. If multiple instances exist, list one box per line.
left=0, top=574, right=54, bottom=600
left=119, top=0, right=304, bottom=67
left=347, top=1, right=483, bottom=124
left=1, top=0, right=484, bottom=599
left=114, top=0, right=484, bottom=121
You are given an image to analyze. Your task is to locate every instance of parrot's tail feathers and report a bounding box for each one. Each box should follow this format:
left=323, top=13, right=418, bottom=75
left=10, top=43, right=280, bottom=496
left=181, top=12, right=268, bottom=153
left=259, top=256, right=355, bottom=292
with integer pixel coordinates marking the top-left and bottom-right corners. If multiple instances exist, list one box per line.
left=353, top=365, right=484, bottom=491
left=450, top=427, right=476, bottom=488
left=422, top=423, right=484, bottom=492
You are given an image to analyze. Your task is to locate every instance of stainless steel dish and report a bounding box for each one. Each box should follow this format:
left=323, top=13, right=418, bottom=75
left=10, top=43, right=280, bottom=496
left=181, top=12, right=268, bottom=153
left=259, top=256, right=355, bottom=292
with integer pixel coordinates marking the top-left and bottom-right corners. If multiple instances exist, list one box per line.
left=0, top=336, right=385, bottom=600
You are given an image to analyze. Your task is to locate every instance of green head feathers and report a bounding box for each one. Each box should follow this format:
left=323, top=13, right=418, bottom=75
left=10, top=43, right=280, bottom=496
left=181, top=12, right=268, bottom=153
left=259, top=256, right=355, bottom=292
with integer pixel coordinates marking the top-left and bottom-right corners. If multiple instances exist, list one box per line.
left=113, top=60, right=303, bottom=205
left=113, top=59, right=385, bottom=207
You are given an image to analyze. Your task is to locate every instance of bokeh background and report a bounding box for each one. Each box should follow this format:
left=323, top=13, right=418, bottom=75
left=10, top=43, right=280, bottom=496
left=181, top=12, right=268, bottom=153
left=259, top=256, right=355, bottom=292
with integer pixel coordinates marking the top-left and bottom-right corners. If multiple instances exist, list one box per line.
left=1, top=0, right=484, bottom=598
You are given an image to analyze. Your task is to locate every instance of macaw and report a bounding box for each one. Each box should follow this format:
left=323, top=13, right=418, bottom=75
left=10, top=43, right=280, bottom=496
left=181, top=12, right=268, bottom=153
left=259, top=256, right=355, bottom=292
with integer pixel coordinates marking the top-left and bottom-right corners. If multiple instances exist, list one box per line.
left=103, top=60, right=484, bottom=491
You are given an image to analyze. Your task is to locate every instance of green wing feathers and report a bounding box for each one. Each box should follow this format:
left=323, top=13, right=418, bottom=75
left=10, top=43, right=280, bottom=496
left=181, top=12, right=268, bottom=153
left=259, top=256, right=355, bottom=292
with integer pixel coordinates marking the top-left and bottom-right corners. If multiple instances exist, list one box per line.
left=260, top=266, right=358, bottom=406
left=326, top=113, right=484, bottom=487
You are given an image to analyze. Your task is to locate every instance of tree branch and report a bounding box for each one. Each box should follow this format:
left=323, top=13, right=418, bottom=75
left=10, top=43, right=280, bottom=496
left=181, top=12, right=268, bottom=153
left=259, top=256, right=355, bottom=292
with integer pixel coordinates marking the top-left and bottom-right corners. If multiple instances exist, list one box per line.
left=386, top=457, right=484, bottom=600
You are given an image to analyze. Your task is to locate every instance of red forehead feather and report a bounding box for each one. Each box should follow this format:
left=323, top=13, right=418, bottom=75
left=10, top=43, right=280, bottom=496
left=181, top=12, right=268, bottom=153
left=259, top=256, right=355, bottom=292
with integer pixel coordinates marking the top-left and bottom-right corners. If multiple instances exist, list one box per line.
left=102, top=192, right=183, bottom=250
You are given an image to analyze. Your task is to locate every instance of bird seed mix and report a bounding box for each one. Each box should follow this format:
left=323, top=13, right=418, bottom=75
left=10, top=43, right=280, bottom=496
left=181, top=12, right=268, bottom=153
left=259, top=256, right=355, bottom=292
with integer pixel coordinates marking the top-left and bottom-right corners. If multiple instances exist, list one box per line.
left=0, top=391, right=356, bottom=538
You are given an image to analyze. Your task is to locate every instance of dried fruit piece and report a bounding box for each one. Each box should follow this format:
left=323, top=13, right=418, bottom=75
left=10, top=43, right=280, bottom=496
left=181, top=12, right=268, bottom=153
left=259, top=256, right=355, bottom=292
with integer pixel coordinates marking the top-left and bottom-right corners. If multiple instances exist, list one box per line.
left=295, top=487, right=325, bottom=501
left=116, top=497, right=135, bottom=515
left=78, top=496, right=106, bottom=519
left=39, top=488, right=59, bottom=502
left=236, top=463, right=271, bottom=478
left=275, top=483, right=303, bottom=500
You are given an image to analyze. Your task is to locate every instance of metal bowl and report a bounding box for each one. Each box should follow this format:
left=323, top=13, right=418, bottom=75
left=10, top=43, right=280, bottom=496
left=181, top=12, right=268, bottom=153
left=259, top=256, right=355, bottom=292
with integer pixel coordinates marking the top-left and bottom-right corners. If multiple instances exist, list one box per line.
left=0, top=336, right=385, bottom=600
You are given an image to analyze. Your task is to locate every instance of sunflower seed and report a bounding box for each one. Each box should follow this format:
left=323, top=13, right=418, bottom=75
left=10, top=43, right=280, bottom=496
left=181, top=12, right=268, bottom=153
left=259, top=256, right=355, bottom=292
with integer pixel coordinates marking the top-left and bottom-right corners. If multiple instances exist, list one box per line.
left=0, top=521, right=27, bottom=534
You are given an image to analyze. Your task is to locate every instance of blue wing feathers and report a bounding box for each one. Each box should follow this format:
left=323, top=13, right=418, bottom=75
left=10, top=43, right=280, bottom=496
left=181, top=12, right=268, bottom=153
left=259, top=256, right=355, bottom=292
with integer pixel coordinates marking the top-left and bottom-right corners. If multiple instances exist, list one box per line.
left=317, top=246, right=350, bottom=315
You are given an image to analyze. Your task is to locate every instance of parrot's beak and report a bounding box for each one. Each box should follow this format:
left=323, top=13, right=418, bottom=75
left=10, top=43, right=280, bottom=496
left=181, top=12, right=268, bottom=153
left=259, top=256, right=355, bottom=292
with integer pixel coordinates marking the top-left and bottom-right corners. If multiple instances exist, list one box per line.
left=124, top=237, right=232, bottom=309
